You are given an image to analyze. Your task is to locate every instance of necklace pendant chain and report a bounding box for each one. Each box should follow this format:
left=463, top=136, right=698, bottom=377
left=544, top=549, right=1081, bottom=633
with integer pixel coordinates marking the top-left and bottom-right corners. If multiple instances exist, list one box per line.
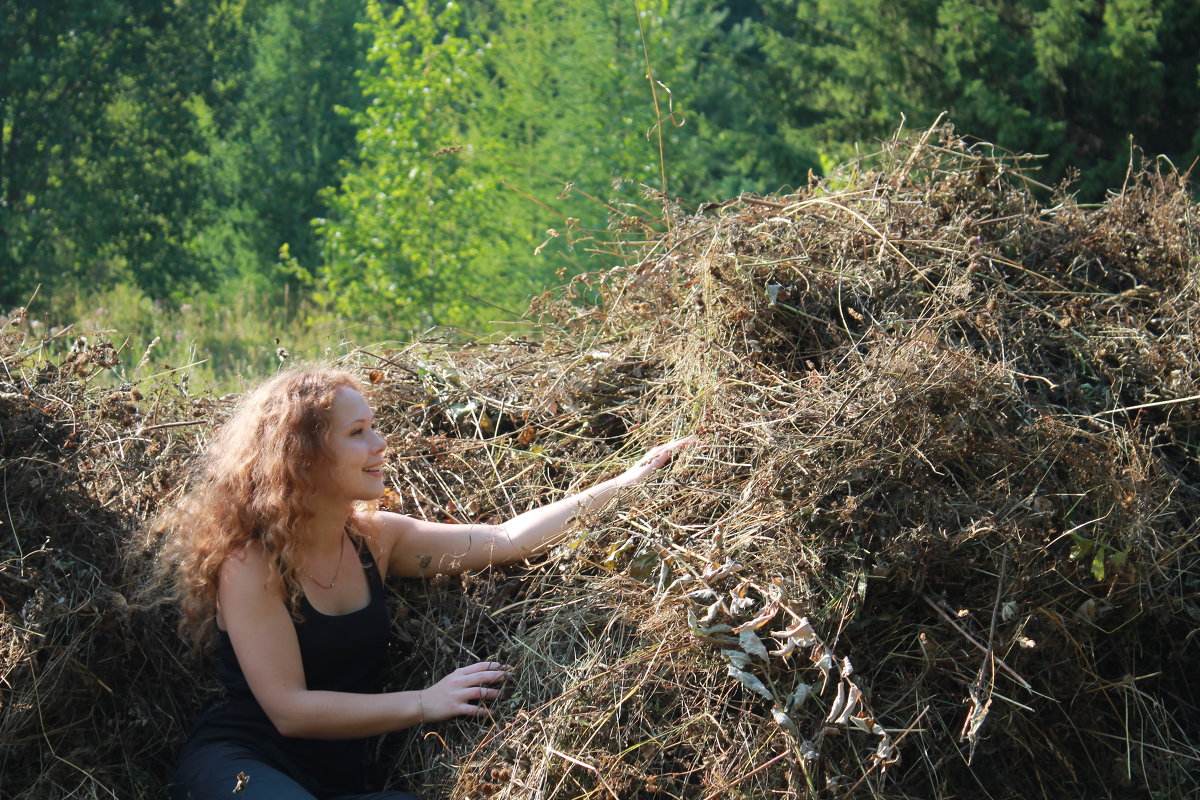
left=306, top=531, right=346, bottom=590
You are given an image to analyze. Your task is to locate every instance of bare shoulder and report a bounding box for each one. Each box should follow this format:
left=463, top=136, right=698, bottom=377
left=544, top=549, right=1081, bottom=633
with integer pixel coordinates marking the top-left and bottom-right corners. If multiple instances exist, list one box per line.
left=219, top=540, right=275, bottom=588
left=371, top=510, right=414, bottom=558
left=215, top=541, right=288, bottom=627
left=376, top=510, right=440, bottom=579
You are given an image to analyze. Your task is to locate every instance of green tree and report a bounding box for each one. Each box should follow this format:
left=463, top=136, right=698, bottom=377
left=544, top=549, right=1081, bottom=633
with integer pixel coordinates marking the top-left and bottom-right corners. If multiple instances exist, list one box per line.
left=316, top=0, right=757, bottom=330
left=0, top=1, right=256, bottom=307
left=649, top=0, right=811, bottom=199
left=187, top=0, right=367, bottom=294
left=2, top=1, right=154, bottom=305
left=315, top=0, right=504, bottom=329
left=1, top=0, right=367, bottom=312
left=755, top=0, right=1200, bottom=197
left=316, top=0, right=634, bottom=330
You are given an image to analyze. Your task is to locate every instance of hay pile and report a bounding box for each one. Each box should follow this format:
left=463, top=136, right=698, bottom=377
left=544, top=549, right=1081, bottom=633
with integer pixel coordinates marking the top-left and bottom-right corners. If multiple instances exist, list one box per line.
left=2, top=125, right=1199, bottom=799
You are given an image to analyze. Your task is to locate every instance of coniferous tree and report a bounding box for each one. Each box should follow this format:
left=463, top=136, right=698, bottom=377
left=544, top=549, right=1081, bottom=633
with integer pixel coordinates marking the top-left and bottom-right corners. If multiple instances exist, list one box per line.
left=754, top=0, right=1200, bottom=197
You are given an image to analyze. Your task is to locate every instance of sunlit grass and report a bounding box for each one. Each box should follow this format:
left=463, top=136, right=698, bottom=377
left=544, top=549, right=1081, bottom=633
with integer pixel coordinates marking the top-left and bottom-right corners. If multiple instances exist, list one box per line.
left=22, top=281, right=388, bottom=394
left=17, top=278, right=545, bottom=395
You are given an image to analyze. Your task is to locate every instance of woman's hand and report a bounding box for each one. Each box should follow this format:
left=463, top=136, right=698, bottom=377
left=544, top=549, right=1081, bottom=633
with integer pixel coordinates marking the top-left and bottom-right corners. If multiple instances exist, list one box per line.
left=610, top=436, right=696, bottom=487
left=419, top=662, right=511, bottom=722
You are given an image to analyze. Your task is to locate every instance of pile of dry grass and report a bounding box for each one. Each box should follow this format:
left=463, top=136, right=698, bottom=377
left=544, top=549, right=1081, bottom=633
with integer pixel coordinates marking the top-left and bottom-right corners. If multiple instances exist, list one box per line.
left=2, top=124, right=1198, bottom=799
left=0, top=334, right=210, bottom=796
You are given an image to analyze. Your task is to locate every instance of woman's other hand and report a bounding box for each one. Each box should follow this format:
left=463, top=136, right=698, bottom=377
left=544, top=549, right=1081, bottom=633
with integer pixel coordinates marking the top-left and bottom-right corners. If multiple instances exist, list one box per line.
left=420, top=662, right=511, bottom=721
left=611, top=436, right=696, bottom=487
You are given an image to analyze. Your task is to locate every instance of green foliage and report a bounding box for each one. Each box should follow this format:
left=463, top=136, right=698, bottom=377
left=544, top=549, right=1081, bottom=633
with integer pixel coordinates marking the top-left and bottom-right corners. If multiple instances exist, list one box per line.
left=7, top=0, right=1200, bottom=357
left=315, top=0, right=505, bottom=331
left=1, top=0, right=368, bottom=312
left=755, top=0, right=1200, bottom=198
left=316, top=0, right=767, bottom=331
left=0, top=0, right=248, bottom=306
left=187, top=0, right=367, bottom=287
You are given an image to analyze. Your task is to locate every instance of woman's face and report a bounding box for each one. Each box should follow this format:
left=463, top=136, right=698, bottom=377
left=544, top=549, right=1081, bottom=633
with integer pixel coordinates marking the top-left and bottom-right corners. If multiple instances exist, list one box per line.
left=320, top=386, right=387, bottom=504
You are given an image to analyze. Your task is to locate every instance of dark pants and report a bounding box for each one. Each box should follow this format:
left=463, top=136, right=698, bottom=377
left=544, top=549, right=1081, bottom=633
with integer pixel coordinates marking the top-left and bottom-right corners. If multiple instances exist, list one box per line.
left=170, top=742, right=421, bottom=800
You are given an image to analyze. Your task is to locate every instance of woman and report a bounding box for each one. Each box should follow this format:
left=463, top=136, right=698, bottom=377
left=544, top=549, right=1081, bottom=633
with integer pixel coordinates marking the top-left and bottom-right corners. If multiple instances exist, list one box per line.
left=152, top=365, right=690, bottom=800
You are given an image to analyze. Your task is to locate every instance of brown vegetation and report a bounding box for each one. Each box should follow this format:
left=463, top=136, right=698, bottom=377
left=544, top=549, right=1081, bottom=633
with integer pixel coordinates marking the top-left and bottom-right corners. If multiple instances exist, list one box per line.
left=2, top=126, right=1198, bottom=799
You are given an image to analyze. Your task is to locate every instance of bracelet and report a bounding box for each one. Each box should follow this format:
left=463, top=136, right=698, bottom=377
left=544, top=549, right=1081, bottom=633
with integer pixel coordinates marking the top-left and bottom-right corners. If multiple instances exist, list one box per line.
left=417, top=689, right=425, bottom=723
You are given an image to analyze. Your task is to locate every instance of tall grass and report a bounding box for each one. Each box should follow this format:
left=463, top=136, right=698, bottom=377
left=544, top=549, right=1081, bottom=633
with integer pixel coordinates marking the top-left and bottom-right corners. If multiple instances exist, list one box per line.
left=22, top=279, right=417, bottom=394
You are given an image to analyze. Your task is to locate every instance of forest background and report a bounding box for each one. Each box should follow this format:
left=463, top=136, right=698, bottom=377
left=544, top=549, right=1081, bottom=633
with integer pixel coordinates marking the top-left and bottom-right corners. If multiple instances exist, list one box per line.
left=4, top=0, right=1199, bottom=388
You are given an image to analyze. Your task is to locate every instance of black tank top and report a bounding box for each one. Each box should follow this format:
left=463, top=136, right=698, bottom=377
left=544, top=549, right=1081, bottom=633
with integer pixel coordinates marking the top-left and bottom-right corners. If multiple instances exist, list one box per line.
left=183, top=536, right=390, bottom=796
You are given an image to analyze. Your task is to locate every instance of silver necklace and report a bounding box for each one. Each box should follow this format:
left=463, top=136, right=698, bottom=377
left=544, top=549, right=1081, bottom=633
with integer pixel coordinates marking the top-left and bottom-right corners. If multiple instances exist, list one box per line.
left=305, top=531, right=346, bottom=590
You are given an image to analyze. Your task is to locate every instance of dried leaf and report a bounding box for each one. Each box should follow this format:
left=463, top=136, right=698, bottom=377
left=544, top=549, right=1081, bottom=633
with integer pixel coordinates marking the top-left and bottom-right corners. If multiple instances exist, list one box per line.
left=727, top=665, right=773, bottom=701
left=834, top=683, right=862, bottom=725
left=960, top=691, right=992, bottom=745
left=812, top=648, right=835, bottom=677
left=699, top=600, right=722, bottom=626
left=731, top=598, right=782, bottom=632
left=731, top=596, right=758, bottom=615
left=1075, top=597, right=1112, bottom=623
left=770, top=637, right=797, bottom=657
left=601, top=536, right=636, bottom=570
left=825, top=682, right=847, bottom=723
left=771, top=707, right=799, bottom=735
left=849, top=712, right=875, bottom=732
left=873, top=739, right=900, bottom=768
left=772, top=617, right=817, bottom=646
left=722, top=649, right=751, bottom=671
left=687, top=609, right=738, bottom=645
left=1001, top=600, right=1019, bottom=621
left=787, top=682, right=812, bottom=712
left=739, top=628, right=771, bottom=665
left=701, top=560, right=744, bottom=582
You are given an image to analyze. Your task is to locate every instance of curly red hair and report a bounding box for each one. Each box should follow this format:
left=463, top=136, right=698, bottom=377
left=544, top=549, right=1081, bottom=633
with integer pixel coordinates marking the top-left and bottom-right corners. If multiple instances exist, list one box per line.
left=149, top=365, right=369, bottom=647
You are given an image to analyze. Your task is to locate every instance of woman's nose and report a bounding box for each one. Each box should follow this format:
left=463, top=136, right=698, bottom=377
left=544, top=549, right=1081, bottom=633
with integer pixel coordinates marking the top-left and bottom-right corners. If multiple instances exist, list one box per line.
left=372, top=430, right=387, bottom=453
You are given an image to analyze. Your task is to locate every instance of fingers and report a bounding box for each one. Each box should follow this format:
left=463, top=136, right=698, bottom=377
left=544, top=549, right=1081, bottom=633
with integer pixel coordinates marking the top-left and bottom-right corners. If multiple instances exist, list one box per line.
left=465, top=670, right=509, bottom=688
left=460, top=661, right=511, bottom=675
left=652, top=436, right=697, bottom=455
left=457, top=663, right=511, bottom=687
left=451, top=684, right=502, bottom=718
left=617, top=436, right=698, bottom=486
left=447, top=673, right=507, bottom=693
left=468, top=686, right=502, bottom=715
left=427, top=662, right=511, bottom=722
left=642, top=436, right=697, bottom=465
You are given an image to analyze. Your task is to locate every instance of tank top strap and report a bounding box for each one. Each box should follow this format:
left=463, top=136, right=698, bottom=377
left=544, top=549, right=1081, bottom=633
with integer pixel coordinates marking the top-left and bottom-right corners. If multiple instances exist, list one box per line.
left=349, top=528, right=385, bottom=596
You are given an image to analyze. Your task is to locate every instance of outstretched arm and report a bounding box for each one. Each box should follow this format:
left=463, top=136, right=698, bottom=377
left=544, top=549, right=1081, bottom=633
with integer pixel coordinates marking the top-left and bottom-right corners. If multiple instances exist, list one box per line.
left=383, top=437, right=694, bottom=577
